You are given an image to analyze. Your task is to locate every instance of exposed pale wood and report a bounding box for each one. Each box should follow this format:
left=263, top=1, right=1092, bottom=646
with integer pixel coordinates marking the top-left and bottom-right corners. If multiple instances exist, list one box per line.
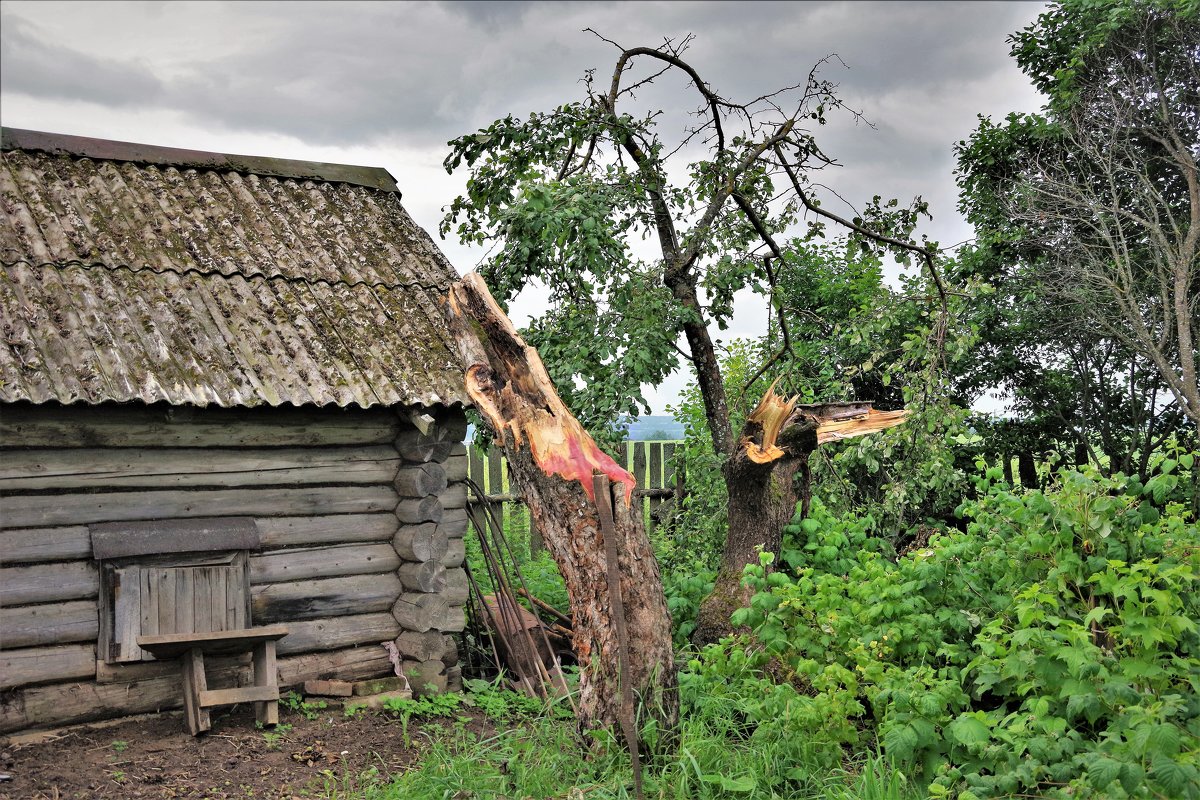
left=390, top=592, right=450, bottom=633
left=90, top=517, right=259, bottom=559
left=198, top=685, right=279, bottom=708
left=0, top=600, right=98, bottom=648
left=441, top=538, right=465, bottom=568
left=393, top=523, right=449, bottom=562
left=0, top=663, right=246, bottom=734
left=0, top=405, right=400, bottom=449
left=0, top=643, right=96, bottom=689
left=398, top=560, right=447, bottom=593
left=814, top=408, right=910, bottom=444
left=446, top=273, right=676, bottom=737
left=393, top=631, right=451, bottom=662
left=437, top=508, right=469, bottom=539
left=0, top=560, right=97, bottom=605
left=276, top=613, right=399, bottom=655
left=394, top=495, right=444, bottom=524
left=276, top=645, right=393, bottom=688
left=444, top=568, right=469, bottom=605
left=393, top=463, right=448, bottom=498
left=136, top=625, right=289, bottom=659
left=0, top=446, right=401, bottom=492
left=440, top=482, right=468, bottom=510
left=255, top=514, right=398, bottom=548
left=0, top=526, right=91, bottom=564
left=250, top=543, right=400, bottom=584
left=252, top=573, right=402, bottom=622
left=2, top=485, right=399, bottom=530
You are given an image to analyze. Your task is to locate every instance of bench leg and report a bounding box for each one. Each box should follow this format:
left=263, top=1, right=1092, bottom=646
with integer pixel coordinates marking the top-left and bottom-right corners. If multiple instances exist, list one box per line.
left=181, top=647, right=212, bottom=735
left=253, top=639, right=279, bottom=726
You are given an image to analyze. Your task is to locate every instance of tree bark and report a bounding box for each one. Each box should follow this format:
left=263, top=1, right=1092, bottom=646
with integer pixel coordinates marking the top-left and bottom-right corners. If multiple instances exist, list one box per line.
left=693, top=392, right=908, bottom=646
left=444, top=273, right=677, bottom=744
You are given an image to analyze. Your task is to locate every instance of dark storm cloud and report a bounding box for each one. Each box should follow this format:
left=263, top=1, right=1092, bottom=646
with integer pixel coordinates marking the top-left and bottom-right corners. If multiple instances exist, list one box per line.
left=0, top=1, right=1040, bottom=152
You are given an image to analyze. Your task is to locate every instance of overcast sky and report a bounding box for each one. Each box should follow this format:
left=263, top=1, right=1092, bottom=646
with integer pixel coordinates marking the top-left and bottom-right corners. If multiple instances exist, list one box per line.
left=1, top=0, right=1047, bottom=414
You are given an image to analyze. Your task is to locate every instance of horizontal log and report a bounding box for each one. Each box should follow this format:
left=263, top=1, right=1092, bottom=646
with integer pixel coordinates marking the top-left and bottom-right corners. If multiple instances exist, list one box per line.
left=252, top=573, right=402, bottom=622
left=250, top=543, right=400, bottom=584
left=277, top=613, right=400, bottom=655
left=0, top=663, right=245, bottom=734
left=444, top=568, right=469, bottom=605
left=398, top=560, right=447, bottom=593
left=0, top=644, right=96, bottom=690
left=0, top=561, right=97, bottom=606
left=0, top=599, right=98, bottom=648
left=91, top=516, right=259, bottom=559
left=393, top=631, right=452, bottom=662
left=276, top=645, right=394, bottom=689
left=391, top=592, right=449, bottom=633
left=393, top=463, right=447, bottom=498
left=1, top=485, right=399, bottom=530
left=441, top=538, right=466, bottom=568
left=396, top=425, right=458, bottom=464
left=95, top=653, right=249, bottom=684
left=402, top=659, right=447, bottom=696
left=393, top=523, right=449, bottom=562
left=0, top=446, right=401, bottom=492
left=395, top=495, right=443, bottom=524
left=255, top=513, right=398, bottom=548
left=437, top=507, right=469, bottom=539
left=0, top=525, right=91, bottom=564
left=444, top=453, right=468, bottom=482
left=0, top=405, right=400, bottom=449
left=439, top=483, right=468, bottom=510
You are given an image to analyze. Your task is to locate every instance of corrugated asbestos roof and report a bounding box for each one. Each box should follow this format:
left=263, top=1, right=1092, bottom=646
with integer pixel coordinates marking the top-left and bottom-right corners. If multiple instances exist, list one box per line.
left=0, top=129, right=469, bottom=409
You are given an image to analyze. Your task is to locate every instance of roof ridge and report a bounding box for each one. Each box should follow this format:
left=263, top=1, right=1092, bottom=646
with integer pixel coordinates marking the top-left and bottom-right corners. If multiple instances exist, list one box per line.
left=1, top=128, right=400, bottom=194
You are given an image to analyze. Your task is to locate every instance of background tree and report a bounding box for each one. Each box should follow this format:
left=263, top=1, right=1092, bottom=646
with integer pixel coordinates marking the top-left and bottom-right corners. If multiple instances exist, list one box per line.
left=956, top=0, right=1200, bottom=450
left=443, top=35, right=944, bottom=644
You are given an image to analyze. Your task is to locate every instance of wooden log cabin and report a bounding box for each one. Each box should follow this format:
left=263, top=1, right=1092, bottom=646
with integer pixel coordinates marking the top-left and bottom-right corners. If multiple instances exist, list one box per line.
left=0, top=128, right=472, bottom=734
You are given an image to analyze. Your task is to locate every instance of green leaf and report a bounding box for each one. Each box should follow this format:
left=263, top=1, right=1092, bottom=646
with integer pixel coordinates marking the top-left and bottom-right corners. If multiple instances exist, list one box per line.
left=1086, top=755, right=1123, bottom=791
left=947, top=714, right=990, bottom=746
left=719, top=775, right=757, bottom=793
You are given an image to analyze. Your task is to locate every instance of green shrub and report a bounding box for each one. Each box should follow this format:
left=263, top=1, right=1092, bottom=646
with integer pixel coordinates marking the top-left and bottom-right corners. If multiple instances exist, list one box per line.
left=719, top=463, right=1199, bottom=798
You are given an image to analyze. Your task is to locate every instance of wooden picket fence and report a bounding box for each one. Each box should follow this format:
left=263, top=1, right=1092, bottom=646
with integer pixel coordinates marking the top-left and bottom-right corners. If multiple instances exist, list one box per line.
left=466, top=441, right=684, bottom=553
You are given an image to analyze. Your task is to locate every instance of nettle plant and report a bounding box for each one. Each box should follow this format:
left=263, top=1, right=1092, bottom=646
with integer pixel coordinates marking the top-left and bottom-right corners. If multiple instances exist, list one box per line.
left=716, top=458, right=1198, bottom=799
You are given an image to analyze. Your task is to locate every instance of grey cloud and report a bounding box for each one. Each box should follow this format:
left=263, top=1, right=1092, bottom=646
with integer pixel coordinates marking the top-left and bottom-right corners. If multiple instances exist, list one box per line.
left=0, top=12, right=165, bottom=107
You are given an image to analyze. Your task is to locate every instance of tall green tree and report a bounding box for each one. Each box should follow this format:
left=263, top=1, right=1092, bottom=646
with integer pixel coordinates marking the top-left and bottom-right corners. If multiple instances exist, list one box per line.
left=443, top=36, right=945, bottom=643
left=956, top=0, right=1200, bottom=452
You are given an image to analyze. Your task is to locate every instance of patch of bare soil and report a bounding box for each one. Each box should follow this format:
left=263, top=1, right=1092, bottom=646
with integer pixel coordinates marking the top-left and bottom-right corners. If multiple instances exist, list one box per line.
left=1, top=701, right=493, bottom=800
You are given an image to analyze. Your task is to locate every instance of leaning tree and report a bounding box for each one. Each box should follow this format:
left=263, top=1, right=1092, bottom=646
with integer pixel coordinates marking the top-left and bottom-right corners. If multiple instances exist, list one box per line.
left=443, top=34, right=943, bottom=645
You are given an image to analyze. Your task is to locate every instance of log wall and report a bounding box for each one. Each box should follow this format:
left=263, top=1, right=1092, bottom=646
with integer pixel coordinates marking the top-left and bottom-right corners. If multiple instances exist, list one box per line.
left=0, top=401, right=469, bottom=734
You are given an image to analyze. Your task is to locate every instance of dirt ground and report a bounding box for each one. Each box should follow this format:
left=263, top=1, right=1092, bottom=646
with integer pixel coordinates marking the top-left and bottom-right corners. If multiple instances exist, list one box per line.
left=0, top=699, right=493, bottom=800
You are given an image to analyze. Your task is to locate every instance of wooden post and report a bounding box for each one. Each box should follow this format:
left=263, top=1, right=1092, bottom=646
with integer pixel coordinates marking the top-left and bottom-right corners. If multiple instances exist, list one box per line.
left=253, top=639, right=279, bottom=726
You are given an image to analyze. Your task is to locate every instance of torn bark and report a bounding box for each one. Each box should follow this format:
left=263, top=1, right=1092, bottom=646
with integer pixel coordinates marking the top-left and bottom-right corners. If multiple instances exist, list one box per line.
left=444, top=273, right=677, bottom=744
left=693, top=387, right=909, bottom=646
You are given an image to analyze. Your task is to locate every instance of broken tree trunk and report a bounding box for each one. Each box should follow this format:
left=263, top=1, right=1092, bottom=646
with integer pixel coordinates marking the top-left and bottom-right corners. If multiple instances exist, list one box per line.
left=444, top=273, right=677, bottom=745
left=693, top=386, right=909, bottom=646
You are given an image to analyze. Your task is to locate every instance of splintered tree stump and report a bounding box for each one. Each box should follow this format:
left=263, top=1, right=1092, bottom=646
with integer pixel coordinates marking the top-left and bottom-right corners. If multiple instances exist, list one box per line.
left=693, top=385, right=910, bottom=646
left=445, top=273, right=677, bottom=745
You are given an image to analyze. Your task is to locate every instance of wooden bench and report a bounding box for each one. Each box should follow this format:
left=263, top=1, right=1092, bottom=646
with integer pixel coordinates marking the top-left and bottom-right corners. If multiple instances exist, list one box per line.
left=137, top=626, right=289, bottom=735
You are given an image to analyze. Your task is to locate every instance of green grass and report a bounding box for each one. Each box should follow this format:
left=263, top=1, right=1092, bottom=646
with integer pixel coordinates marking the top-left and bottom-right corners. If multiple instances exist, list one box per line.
left=318, top=695, right=918, bottom=800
